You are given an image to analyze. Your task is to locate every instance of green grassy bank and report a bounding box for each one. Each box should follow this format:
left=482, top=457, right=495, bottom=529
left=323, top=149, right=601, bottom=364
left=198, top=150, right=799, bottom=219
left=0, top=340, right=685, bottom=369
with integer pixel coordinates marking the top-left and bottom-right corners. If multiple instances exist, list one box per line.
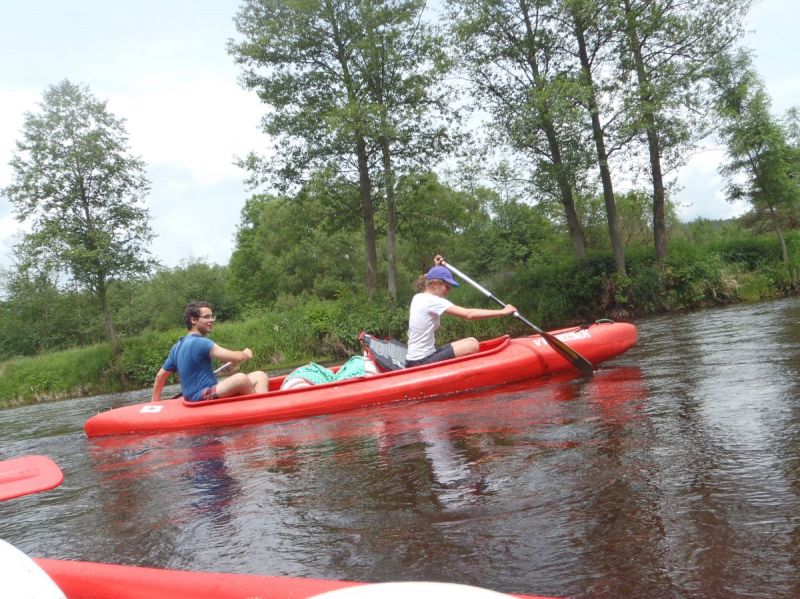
left=2, top=237, right=798, bottom=408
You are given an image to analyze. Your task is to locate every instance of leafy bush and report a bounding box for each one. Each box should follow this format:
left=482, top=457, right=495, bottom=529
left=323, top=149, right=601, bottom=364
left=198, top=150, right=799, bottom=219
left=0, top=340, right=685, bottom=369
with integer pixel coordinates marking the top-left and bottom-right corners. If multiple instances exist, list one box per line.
left=714, top=237, right=781, bottom=270
left=113, top=329, right=183, bottom=388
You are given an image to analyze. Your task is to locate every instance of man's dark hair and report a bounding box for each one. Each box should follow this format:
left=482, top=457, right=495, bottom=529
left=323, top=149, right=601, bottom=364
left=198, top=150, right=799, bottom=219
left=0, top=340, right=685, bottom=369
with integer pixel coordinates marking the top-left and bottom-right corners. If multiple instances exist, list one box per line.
left=183, top=301, right=212, bottom=329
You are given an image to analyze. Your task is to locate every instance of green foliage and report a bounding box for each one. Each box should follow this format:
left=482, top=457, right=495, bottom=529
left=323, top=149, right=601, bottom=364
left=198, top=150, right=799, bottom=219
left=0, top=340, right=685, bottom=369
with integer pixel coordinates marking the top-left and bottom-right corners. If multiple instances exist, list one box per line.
left=0, top=258, right=236, bottom=360
left=112, top=260, right=237, bottom=334
left=228, top=192, right=364, bottom=304
left=663, top=256, right=726, bottom=308
left=394, top=172, right=490, bottom=270
left=0, top=345, right=117, bottom=406
left=625, top=258, right=664, bottom=312
left=715, top=56, right=800, bottom=259
left=0, top=273, right=89, bottom=359
left=230, top=0, right=457, bottom=295
left=6, top=221, right=800, bottom=407
left=1, top=80, right=156, bottom=347
left=448, top=0, right=593, bottom=261
left=714, top=237, right=782, bottom=269
left=506, top=254, right=609, bottom=326
left=112, top=329, right=182, bottom=389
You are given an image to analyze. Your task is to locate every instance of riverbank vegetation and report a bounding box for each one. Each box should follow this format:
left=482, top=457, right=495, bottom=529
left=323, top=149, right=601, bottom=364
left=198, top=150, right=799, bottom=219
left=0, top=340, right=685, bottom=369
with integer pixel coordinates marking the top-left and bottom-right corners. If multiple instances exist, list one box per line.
left=2, top=0, right=799, bottom=407
left=2, top=220, right=799, bottom=407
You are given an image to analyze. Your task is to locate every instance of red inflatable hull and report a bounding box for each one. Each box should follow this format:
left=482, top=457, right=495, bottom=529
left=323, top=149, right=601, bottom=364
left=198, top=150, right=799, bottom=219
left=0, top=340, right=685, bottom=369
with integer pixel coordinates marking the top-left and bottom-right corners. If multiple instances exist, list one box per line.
left=35, top=559, right=556, bottom=599
left=84, top=322, right=637, bottom=438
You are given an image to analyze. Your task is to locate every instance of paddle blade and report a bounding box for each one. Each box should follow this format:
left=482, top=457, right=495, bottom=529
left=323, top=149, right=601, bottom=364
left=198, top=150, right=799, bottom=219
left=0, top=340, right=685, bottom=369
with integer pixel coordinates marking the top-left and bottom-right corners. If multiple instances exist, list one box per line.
left=0, top=455, right=64, bottom=501
left=539, top=330, right=595, bottom=376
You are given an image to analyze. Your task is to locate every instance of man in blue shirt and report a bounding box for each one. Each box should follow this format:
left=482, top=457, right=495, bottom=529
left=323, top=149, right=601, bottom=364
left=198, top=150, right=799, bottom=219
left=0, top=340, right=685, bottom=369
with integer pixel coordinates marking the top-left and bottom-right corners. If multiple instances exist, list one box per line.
left=151, top=301, right=269, bottom=402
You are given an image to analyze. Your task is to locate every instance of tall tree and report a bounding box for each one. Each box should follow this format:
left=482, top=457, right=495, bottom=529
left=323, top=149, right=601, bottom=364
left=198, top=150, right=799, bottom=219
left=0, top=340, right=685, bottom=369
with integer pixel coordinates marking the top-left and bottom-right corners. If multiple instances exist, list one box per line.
left=716, top=61, right=800, bottom=263
left=230, top=0, right=454, bottom=298
left=358, top=0, right=458, bottom=300
left=231, top=0, right=381, bottom=294
left=613, top=0, right=750, bottom=267
left=448, top=0, right=590, bottom=261
left=2, top=80, right=154, bottom=349
left=561, top=0, right=627, bottom=274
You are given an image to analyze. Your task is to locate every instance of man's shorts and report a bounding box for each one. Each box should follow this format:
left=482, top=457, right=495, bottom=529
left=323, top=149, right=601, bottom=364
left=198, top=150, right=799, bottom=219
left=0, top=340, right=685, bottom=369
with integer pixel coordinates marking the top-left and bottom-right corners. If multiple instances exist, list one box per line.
left=199, top=385, right=220, bottom=401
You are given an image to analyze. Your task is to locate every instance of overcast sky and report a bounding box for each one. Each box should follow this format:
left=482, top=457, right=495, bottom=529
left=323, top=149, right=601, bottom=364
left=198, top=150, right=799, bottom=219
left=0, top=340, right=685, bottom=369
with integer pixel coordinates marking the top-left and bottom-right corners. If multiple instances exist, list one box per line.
left=0, top=0, right=797, bottom=272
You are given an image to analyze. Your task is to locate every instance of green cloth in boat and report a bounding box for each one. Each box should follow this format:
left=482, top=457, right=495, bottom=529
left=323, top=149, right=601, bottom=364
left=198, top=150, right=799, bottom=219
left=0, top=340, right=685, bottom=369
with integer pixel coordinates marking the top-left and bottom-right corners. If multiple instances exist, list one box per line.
left=283, top=355, right=366, bottom=387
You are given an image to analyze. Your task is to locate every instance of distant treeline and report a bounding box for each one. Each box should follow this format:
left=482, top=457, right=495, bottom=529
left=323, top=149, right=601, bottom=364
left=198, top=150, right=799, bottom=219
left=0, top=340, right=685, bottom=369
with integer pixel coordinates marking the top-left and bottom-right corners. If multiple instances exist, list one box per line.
left=1, top=217, right=799, bottom=406
left=3, top=172, right=794, bottom=363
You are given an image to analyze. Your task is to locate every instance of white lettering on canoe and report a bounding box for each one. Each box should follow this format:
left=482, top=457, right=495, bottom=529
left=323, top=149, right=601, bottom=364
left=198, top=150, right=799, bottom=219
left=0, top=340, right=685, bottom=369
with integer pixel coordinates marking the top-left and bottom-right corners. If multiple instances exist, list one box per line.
left=140, top=405, right=163, bottom=413
left=531, top=329, right=591, bottom=346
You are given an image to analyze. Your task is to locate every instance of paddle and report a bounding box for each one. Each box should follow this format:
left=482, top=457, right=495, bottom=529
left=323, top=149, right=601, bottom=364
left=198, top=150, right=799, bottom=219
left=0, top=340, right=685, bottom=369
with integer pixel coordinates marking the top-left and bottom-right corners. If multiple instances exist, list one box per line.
left=442, top=261, right=595, bottom=376
left=214, top=362, right=232, bottom=374
left=0, top=455, right=64, bottom=501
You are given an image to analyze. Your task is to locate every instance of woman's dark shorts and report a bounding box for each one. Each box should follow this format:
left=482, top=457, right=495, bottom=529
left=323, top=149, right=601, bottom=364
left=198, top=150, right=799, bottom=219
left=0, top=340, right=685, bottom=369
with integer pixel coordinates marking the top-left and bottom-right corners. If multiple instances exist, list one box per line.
left=404, top=343, right=456, bottom=368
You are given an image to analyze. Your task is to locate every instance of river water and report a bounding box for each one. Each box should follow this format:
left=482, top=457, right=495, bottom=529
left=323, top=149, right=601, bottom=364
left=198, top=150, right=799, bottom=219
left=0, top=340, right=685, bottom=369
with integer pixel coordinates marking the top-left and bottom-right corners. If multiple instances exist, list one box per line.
left=2, top=298, right=800, bottom=598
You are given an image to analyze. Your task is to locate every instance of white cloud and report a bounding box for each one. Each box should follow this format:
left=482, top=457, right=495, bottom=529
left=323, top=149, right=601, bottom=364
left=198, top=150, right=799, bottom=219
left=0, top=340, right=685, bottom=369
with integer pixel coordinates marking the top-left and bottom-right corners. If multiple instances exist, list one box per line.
left=107, top=76, right=266, bottom=186
left=0, top=78, right=268, bottom=271
left=674, top=148, right=748, bottom=222
left=0, top=90, right=40, bottom=188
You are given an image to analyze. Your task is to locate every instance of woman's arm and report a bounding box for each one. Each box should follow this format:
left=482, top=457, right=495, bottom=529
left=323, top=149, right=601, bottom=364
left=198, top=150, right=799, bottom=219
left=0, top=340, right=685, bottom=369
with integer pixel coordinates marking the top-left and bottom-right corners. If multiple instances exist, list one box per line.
left=445, top=303, right=516, bottom=320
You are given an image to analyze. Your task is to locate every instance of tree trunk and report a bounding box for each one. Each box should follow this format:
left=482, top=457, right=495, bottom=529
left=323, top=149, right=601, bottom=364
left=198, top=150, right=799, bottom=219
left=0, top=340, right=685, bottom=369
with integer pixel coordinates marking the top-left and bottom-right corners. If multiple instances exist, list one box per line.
left=647, top=127, right=668, bottom=266
left=543, top=125, right=587, bottom=259
left=574, top=16, right=626, bottom=275
left=520, top=0, right=586, bottom=260
left=356, top=134, right=379, bottom=295
left=623, top=0, right=668, bottom=267
left=768, top=205, right=789, bottom=263
left=331, top=9, right=379, bottom=296
left=381, top=139, right=398, bottom=301
left=97, top=276, right=119, bottom=351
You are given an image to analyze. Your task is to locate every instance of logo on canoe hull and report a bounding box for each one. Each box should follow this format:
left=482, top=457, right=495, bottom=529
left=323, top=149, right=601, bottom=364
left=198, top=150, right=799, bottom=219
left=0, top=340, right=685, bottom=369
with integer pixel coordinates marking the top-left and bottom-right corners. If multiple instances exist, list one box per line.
left=531, top=329, right=591, bottom=346
left=140, top=405, right=163, bottom=413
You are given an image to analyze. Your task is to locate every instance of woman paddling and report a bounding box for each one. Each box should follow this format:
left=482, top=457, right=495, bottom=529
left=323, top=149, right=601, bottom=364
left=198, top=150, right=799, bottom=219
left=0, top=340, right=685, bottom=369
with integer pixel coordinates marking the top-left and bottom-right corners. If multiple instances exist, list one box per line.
left=405, top=256, right=517, bottom=368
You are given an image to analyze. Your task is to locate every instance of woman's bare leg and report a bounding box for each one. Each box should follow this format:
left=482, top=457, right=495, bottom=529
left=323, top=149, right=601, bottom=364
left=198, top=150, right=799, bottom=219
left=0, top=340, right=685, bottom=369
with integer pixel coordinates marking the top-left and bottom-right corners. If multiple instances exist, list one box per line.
left=451, top=337, right=479, bottom=357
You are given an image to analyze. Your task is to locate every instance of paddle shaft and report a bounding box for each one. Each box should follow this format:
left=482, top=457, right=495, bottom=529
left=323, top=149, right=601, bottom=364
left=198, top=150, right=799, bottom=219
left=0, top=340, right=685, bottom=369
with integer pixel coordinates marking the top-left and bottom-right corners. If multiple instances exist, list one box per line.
left=442, top=261, right=594, bottom=376
left=214, top=362, right=232, bottom=374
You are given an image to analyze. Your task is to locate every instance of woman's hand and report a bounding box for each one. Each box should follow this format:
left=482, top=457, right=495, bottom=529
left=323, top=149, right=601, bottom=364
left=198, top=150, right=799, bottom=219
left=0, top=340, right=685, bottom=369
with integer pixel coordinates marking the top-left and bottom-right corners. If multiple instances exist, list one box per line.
left=433, top=254, right=444, bottom=266
left=502, top=304, right=517, bottom=316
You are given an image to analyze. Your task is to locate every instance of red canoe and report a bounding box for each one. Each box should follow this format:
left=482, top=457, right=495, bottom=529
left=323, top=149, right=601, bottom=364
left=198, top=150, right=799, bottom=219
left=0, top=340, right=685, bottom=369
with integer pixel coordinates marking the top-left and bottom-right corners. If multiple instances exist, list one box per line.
left=35, top=558, right=556, bottom=599
left=84, top=322, right=637, bottom=438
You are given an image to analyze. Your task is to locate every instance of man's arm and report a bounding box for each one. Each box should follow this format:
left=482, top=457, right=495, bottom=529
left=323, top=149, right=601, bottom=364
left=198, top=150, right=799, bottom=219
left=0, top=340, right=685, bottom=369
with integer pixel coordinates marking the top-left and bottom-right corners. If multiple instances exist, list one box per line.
left=151, top=368, right=173, bottom=402
left=209, top=344, right=253, bottom=365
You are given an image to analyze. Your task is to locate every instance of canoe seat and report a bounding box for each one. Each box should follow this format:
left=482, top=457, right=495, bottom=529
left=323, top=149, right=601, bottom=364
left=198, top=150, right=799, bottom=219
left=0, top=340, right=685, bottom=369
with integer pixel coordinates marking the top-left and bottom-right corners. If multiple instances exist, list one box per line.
left=359, top=332, right=407, bottom=372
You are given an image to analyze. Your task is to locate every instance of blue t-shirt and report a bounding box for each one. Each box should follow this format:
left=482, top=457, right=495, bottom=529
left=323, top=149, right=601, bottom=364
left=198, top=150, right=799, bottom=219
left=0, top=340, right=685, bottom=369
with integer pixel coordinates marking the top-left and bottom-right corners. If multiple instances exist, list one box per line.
left=163, top=334, right=217, bottom=401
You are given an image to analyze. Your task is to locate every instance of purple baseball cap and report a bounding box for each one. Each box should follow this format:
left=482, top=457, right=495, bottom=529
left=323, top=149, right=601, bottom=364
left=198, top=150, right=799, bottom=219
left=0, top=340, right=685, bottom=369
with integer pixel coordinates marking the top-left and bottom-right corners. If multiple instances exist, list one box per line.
left=425, top=265, right=460, bottom=287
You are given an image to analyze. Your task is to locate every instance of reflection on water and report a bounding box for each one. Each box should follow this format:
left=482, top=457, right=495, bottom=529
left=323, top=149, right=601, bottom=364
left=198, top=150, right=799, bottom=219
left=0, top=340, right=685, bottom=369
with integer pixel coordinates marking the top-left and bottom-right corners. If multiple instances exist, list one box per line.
left=3, top=299, right=800, bottom=597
